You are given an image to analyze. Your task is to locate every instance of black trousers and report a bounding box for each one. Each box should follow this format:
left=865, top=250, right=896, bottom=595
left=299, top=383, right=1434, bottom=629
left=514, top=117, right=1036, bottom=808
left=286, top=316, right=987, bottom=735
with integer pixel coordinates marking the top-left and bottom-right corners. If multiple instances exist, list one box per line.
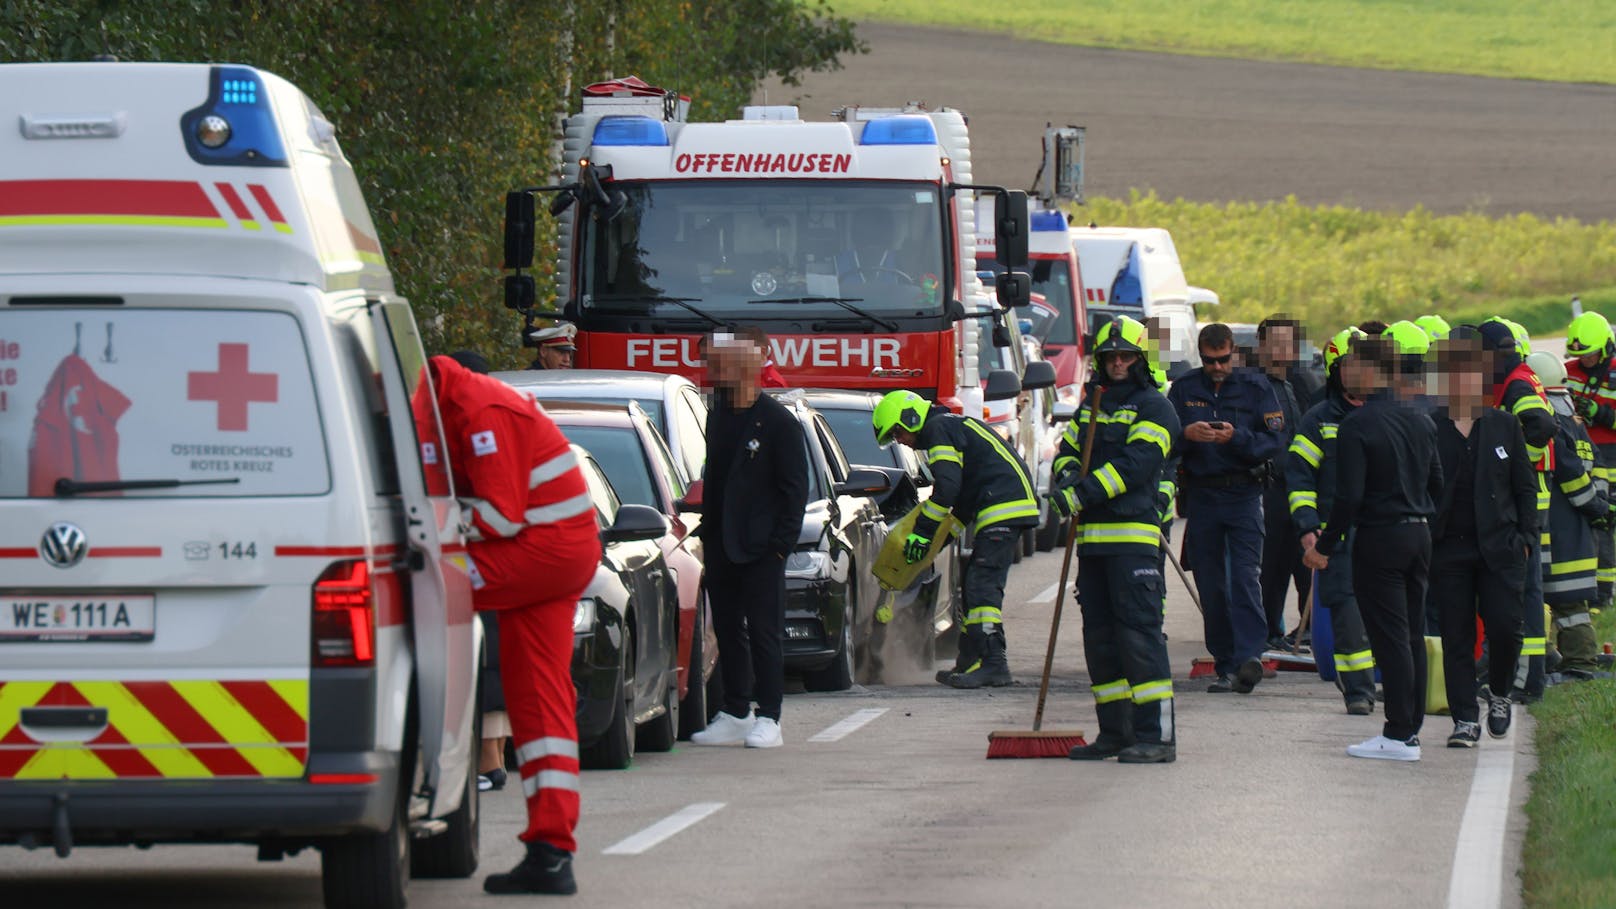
left=1261, top=484, right=1312, bottom=638
left=1431, top=537, right=1524, bottom=724
left=707, top=546, right=787, bottom=722
left=1351, top=523, right=1431, bottom=742
left=1077, top=551, right=1174, bottom=743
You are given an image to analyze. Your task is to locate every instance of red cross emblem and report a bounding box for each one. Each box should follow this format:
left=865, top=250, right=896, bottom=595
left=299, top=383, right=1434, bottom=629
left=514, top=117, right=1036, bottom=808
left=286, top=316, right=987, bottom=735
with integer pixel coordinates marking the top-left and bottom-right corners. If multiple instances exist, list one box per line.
left=187, top=343, right=278, bottom=431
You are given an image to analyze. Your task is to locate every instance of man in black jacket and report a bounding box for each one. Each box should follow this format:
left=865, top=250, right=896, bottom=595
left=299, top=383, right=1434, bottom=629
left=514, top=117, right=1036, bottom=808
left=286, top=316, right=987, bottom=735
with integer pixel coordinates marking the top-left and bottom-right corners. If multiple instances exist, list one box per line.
left=1305, top=338, right=1442, bottom=762
left=690, top=332, right=810, bottom=749
left=1428, top=339, right=1538, bottom=747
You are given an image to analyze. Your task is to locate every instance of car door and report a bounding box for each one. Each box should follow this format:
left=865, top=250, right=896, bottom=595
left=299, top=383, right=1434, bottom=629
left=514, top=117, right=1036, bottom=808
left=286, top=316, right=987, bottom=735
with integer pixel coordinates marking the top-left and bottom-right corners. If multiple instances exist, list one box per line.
left=368, top=300, right=475, bottom=816
left=579, top=454, right=667, bottom=716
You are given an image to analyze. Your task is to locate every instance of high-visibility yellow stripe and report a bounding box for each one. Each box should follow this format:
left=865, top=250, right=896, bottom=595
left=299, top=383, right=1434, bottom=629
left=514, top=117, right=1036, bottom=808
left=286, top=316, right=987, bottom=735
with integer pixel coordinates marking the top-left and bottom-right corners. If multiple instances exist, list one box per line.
left=965, top=420, right=1037, bottom=504
left=1562, top=473, right=1591, bottom=494
left=1290, top=435, right=1323, bottom=468
left=14, top=748, right=59, bottom=779
left=71, top=681, right=213, bottom=778
left=0, top=681, right=54, bottom=740
left=921, top=499, right=950, bottom=521
left=58, top=747, right=118, bottom=780
left=1550, top=558, right=1600, bottom=576
left=1095, top=463, right=1126, bottom=498
left=171, top=680, right=303, bottom=778
left=975, top=500, right=1039, bottom=532
left=1131, top=679, right=1174, bottom=704
left=267, top=679, right=310, bottom=722
left=1288, top=491, right=1318, bottom=513
left=1335, top=649, right=1375, bottom=672
left=0, top=215, right=229, bottom=229
left=1320, top=424, right=1339, bottom=439
left=1127, top=421, right=1173, bottom=457
left=1079, top=522, right=1163, bottom=547
left=1092, top=680, right=1131, bottom=704
left=1521, top=637, right=1547, bottom=656
left=272, top=222, right=294, bottom=235
left=927, top=445, right=962, bottom=466
left=965, top=607, right=1003, bottom=626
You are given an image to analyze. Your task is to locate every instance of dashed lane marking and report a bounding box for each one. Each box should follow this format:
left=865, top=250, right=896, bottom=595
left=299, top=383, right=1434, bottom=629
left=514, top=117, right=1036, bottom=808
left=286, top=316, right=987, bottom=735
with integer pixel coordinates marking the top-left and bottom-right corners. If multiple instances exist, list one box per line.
left=602, top=802, right=726, bottom=856
left=1031, top=583, right=1060, bottom=604
left=1445, top=723, right=1517, bottom=909
left=807, top=707, right=889, bottom=743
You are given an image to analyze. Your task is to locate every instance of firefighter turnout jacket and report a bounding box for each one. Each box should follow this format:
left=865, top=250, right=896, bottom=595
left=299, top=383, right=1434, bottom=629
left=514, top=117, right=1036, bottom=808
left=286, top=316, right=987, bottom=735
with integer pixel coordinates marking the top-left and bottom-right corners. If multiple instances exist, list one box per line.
left=1054, top=377, right=1182, bottom=554
left=913, top=403, right=1040, bottom=539
left=1544, top=410, right=1606, bottom=604
left=1285, top=390, right=1355, bottom=538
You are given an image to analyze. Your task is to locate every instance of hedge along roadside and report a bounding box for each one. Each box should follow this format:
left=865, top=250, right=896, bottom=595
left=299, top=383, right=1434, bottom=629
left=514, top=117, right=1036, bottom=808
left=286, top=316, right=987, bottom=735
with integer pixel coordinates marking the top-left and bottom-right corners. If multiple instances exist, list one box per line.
left=1077, top=191, right=1616, bottom=333
left=0, top=0, right=863, bottom=367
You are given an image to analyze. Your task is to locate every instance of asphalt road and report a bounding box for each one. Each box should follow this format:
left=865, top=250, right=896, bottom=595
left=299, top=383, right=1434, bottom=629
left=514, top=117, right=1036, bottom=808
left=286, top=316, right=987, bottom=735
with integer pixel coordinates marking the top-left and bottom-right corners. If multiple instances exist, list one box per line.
left=759, top=22, right=1616, bottom=221
left=3, top=525, right=1534, bottom=908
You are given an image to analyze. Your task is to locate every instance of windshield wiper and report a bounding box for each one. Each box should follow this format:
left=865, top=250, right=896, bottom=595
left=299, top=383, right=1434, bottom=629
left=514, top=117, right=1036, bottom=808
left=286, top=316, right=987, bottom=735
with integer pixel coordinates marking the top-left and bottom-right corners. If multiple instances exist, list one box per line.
left=54, top=477, right=242, bottom=497
left=588, top=294, right=727, bottom=329
left=748, top=297, right=899, bottom=332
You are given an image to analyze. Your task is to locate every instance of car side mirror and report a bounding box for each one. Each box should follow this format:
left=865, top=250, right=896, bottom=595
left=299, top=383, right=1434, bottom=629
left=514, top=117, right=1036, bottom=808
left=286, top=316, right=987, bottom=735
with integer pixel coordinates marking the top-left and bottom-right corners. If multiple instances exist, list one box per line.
left=984, top=368, right=1022, bottom=403
left=1022, top=360, right=1057, bottom=391
left=604, top=503, right=669, bottom=543
left=1052, top=402, right=1078, bottom=424
left=674, top=478, right=704, bottom=512
left=995, top=271, right=1031, bottom=309
left=835, top=466, right=893, bottom=498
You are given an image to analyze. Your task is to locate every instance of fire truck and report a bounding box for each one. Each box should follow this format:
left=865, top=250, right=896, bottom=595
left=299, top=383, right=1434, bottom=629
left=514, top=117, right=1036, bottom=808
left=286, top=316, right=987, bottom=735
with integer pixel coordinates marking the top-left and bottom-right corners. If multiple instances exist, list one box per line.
left=501, top=78, right=1038, bottom=415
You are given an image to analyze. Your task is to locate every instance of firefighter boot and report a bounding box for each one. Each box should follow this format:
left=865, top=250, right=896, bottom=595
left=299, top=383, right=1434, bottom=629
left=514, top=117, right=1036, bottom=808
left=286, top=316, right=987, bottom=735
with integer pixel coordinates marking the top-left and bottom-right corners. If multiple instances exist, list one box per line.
left=1068, top=699, right=1134, bottom=760
left=1118, top=698, right=1176, bottom=764
left=484, top=840, right=578, bottom=895
left=1554, top=601, right=1601, bottom=674
left=936, top=624, right=981, bottom=685
left=948, top=626, right=1012, bottom=688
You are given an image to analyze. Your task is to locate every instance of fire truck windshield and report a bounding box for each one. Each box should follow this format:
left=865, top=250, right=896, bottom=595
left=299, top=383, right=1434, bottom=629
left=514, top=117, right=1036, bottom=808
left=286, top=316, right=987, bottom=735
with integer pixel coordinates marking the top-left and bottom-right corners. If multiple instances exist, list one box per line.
left=580, top=180, right=948, bottom=323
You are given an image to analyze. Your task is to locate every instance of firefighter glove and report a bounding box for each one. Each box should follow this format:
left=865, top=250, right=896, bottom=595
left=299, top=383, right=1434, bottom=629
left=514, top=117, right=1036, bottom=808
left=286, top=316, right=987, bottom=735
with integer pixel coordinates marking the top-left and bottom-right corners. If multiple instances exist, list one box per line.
left=903, top=533, right=931, bottom=564
left=1050, top=486, right=1081, bottom=519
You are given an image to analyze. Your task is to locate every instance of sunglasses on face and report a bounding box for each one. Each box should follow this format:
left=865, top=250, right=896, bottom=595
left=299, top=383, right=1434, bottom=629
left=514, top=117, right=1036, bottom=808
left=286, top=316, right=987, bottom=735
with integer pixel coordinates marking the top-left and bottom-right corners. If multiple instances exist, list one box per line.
left=1202, top=353, right=1234, bottom=365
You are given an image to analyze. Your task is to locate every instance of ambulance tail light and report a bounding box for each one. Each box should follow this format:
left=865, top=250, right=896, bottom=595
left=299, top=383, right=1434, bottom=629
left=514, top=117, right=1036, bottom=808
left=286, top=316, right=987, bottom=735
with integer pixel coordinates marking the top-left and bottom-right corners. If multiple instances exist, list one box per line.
left=591, top=116, right=670, bottom=147
left=859, top=115, right=937, bottom=146
left=312, top=559, right=378, bottom=667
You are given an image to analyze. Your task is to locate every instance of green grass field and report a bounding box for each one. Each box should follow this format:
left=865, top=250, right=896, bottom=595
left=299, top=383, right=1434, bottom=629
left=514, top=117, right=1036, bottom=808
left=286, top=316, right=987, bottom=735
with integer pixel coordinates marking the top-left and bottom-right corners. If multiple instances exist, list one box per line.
left=1524, top=608, right=1616, bottom=908
left=834, top=0, right=1616, bottom=85
left=1075, top=192, right=1616, bottom=334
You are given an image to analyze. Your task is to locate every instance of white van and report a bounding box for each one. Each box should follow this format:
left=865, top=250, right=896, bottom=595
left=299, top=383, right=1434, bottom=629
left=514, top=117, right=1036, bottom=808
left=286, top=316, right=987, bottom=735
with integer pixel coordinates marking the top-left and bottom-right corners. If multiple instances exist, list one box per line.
left=1071, top=225, right=1219, bottom=378
left=0, top=63, right=480, bottom=909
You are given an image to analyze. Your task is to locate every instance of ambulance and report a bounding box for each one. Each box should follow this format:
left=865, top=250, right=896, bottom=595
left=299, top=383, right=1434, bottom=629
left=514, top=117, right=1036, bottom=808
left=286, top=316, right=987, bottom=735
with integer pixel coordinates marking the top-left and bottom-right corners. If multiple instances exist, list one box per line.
left=0, top=63, right=480, bottom=908
left=508, top=77, right=1037, bottom=417
left=1071, top=225, right=1219, bottom=379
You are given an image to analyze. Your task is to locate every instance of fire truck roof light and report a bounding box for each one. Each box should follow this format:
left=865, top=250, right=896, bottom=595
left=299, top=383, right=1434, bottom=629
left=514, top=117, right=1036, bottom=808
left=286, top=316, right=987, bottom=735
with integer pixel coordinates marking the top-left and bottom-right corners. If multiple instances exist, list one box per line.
left=1031, top=210, right=1067, bottom=232
left=592, top=115, right=670, bottom=147
left=860, top=115, right=937, bottom=146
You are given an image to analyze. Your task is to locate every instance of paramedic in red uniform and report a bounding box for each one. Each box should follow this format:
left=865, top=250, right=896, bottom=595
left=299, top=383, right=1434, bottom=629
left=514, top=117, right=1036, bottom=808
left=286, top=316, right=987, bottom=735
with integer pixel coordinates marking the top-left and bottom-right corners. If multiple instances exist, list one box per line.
left=428, top=355, right=600, bottom=896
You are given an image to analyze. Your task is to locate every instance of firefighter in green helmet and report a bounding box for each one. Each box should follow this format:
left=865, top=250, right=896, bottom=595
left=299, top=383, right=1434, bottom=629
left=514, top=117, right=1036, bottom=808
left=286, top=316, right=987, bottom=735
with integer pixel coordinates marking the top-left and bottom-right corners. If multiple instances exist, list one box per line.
left=872, top=387, right=1041, bottom=688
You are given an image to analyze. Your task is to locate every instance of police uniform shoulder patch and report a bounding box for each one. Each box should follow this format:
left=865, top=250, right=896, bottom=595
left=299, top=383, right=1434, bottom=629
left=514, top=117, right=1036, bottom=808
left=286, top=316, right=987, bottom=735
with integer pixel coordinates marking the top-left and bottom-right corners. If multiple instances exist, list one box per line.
left=1265, top=411, right=1285, bottom=431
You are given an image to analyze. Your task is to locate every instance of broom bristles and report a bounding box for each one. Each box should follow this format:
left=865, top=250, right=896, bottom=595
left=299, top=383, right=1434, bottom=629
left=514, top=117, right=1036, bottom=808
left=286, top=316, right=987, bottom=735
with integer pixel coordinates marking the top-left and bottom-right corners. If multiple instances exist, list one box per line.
left=985, top=729, right=1086, bottom=759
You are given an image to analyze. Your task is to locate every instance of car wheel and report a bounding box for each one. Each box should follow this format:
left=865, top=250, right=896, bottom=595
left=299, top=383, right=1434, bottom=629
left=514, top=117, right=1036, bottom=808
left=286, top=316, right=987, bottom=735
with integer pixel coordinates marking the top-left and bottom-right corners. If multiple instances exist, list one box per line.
left=804, top=596, right=855, bottom=692
left=321, top=775, right=410, bottom=909
left=677, top=602, right=709, bottom=739
left=1035, top=514, right=1060, bottom=552
left=1021, top=527, right=1036, bottom=558
left=411, top=672, right=481, bottom=879
left=581, top=623, right=635, bottom=770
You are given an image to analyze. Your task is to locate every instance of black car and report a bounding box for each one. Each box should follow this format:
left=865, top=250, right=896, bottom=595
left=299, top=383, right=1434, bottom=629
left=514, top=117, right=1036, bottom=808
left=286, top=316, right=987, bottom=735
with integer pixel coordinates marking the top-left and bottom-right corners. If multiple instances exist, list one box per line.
left=793, top=389, right=963, bottom=677
left=569, top=446, right=681, bottom=770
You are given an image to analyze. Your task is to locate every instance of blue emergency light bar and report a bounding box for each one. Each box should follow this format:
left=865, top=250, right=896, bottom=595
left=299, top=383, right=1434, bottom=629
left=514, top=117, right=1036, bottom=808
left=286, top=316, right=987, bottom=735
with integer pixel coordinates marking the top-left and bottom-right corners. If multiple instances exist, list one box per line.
left=1031, top=210, right=1067, bottom=232
left=592, top=116, right=670, bottom=147
left=180, top=65, right=287, bottom=168
left=859, top=116, right=936, bottom=146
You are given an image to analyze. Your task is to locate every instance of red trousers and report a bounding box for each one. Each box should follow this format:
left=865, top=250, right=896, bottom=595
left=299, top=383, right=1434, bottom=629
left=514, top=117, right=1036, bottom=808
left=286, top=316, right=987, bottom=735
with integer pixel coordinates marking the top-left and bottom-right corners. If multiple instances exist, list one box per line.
left=470, top=519, right=599, bottom=853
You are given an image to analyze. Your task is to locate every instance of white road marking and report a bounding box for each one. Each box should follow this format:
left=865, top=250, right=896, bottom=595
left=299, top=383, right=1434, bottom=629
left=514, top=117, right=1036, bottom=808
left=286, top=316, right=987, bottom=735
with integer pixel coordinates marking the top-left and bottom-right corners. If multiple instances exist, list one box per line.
left=1031, top=582, right=1060, bottom=604
left=602, top=802, right=726, bottom=856
left=807, top=707, right=889, bottom=743
left=1445, top=725, right=1517, bottom=909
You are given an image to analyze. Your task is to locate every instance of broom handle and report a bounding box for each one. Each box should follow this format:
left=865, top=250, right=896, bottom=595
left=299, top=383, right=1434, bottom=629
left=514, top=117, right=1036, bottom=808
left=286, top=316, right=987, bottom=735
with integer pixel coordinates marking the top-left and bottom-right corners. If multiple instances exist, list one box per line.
left=1033, top=385, right=1102, bottom=732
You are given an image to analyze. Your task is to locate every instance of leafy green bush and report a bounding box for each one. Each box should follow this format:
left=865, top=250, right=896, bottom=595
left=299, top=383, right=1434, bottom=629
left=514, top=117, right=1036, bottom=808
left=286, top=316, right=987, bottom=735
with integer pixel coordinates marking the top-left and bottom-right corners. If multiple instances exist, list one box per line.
left=1, top=0, right=861, bottom=366
left=1079, top=191, right=1616, bottom=335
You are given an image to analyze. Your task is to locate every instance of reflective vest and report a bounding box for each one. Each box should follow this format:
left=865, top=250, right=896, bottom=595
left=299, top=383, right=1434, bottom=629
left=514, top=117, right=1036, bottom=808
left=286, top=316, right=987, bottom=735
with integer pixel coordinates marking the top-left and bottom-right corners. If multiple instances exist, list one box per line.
left=1565, top=355, right=1616, bottom=448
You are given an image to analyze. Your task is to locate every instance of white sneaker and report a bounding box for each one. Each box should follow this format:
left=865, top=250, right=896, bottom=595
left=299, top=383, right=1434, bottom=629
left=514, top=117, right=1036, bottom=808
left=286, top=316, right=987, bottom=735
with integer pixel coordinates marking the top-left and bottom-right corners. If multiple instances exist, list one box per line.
left=744, top=717, right=783, bottom=749
left=1346, top=735, right=1421, bottom=762
left=690, top=710, right=755, bottom=746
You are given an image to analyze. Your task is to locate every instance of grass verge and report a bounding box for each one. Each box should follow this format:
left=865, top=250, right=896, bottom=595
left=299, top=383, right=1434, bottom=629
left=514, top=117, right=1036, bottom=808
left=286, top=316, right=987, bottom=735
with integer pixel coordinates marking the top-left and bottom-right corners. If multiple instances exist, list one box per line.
left=1523, top=607, right=1616, bottom=907
left=1076, top=191, right=1616, bottom=333
left=834, top=0, right=1616, bottom=85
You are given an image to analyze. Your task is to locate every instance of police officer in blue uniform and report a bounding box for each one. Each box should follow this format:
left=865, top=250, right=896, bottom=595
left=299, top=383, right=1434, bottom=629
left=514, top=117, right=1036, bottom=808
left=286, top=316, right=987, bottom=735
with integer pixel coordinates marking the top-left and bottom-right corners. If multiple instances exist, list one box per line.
left=1168, top=323, right=1287, bottom=693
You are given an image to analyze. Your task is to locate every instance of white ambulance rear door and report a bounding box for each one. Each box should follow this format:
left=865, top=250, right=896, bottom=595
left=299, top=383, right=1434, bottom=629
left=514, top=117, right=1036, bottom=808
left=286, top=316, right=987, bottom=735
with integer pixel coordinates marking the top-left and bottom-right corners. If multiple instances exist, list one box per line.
left=367, top=299, right=476, bottom=816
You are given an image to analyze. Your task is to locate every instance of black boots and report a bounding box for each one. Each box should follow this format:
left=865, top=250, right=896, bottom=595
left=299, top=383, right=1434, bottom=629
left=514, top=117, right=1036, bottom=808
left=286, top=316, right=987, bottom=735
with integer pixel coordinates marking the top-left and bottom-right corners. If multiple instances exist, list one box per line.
left=1068, top=732, right=1132, bottom=760
left=1073, top=698, right=1176, bottom=763
left=936, top=625, right=980, bottom=685
left=484, top=841, right=577, bottom=896
left=948, top=628, right=1012, bottom=688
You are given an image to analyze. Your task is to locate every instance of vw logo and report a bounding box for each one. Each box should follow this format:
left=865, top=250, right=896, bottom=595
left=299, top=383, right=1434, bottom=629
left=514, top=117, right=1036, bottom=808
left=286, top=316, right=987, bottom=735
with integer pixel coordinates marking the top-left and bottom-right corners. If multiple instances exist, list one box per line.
left=40, top=522, right=88, bottom=569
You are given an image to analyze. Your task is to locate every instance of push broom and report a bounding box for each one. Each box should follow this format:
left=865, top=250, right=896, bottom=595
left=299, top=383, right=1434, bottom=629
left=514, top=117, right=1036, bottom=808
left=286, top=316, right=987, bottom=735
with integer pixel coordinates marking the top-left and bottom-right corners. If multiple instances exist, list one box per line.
left=986, top=386, right=1101, bottom=758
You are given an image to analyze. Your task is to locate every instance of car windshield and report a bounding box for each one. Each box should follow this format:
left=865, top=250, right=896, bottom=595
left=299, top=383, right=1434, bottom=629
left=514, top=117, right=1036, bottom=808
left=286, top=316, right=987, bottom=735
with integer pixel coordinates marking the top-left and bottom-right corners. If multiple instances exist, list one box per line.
left=979, top=257, right=1078, bottom=345
left=558, top=425, right=659, bottom=510
left=580, top=180, right=947, bottom=320
left=817, top=405, right=898, bottom=468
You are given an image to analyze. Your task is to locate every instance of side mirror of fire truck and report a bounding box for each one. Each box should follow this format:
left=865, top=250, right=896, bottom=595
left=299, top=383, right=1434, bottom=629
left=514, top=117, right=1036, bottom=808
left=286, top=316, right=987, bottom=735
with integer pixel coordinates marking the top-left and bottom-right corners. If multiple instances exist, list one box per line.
left=995, top=271, right=1031, bottom=309
left=1022, top=359, right=1057, bottom=391
left=994, top=189, right=1030, bottom=268
left=984, top=368, right=1023, bottom=403
left=504, top=191, right=536, bottom=270
left=580, top=161, right=627, bottom=222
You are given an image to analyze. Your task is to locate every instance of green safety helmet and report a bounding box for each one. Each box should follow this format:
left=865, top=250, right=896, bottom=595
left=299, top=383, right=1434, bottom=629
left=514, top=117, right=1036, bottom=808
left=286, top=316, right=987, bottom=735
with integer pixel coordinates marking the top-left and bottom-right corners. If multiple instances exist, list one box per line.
left=1093, top=315, right=1148, bottom=357
left=873, top=389, right=929, bottom=446
left=1567, top=311, right=1614, bottom=358
left=1384, top=320, right=1431, bottom=357
left=1322, top=326, right=1365, bottom=374
left=1505, top=319, right=1531, bottom=356
left=1414, top=314, right=1450, bottom=340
